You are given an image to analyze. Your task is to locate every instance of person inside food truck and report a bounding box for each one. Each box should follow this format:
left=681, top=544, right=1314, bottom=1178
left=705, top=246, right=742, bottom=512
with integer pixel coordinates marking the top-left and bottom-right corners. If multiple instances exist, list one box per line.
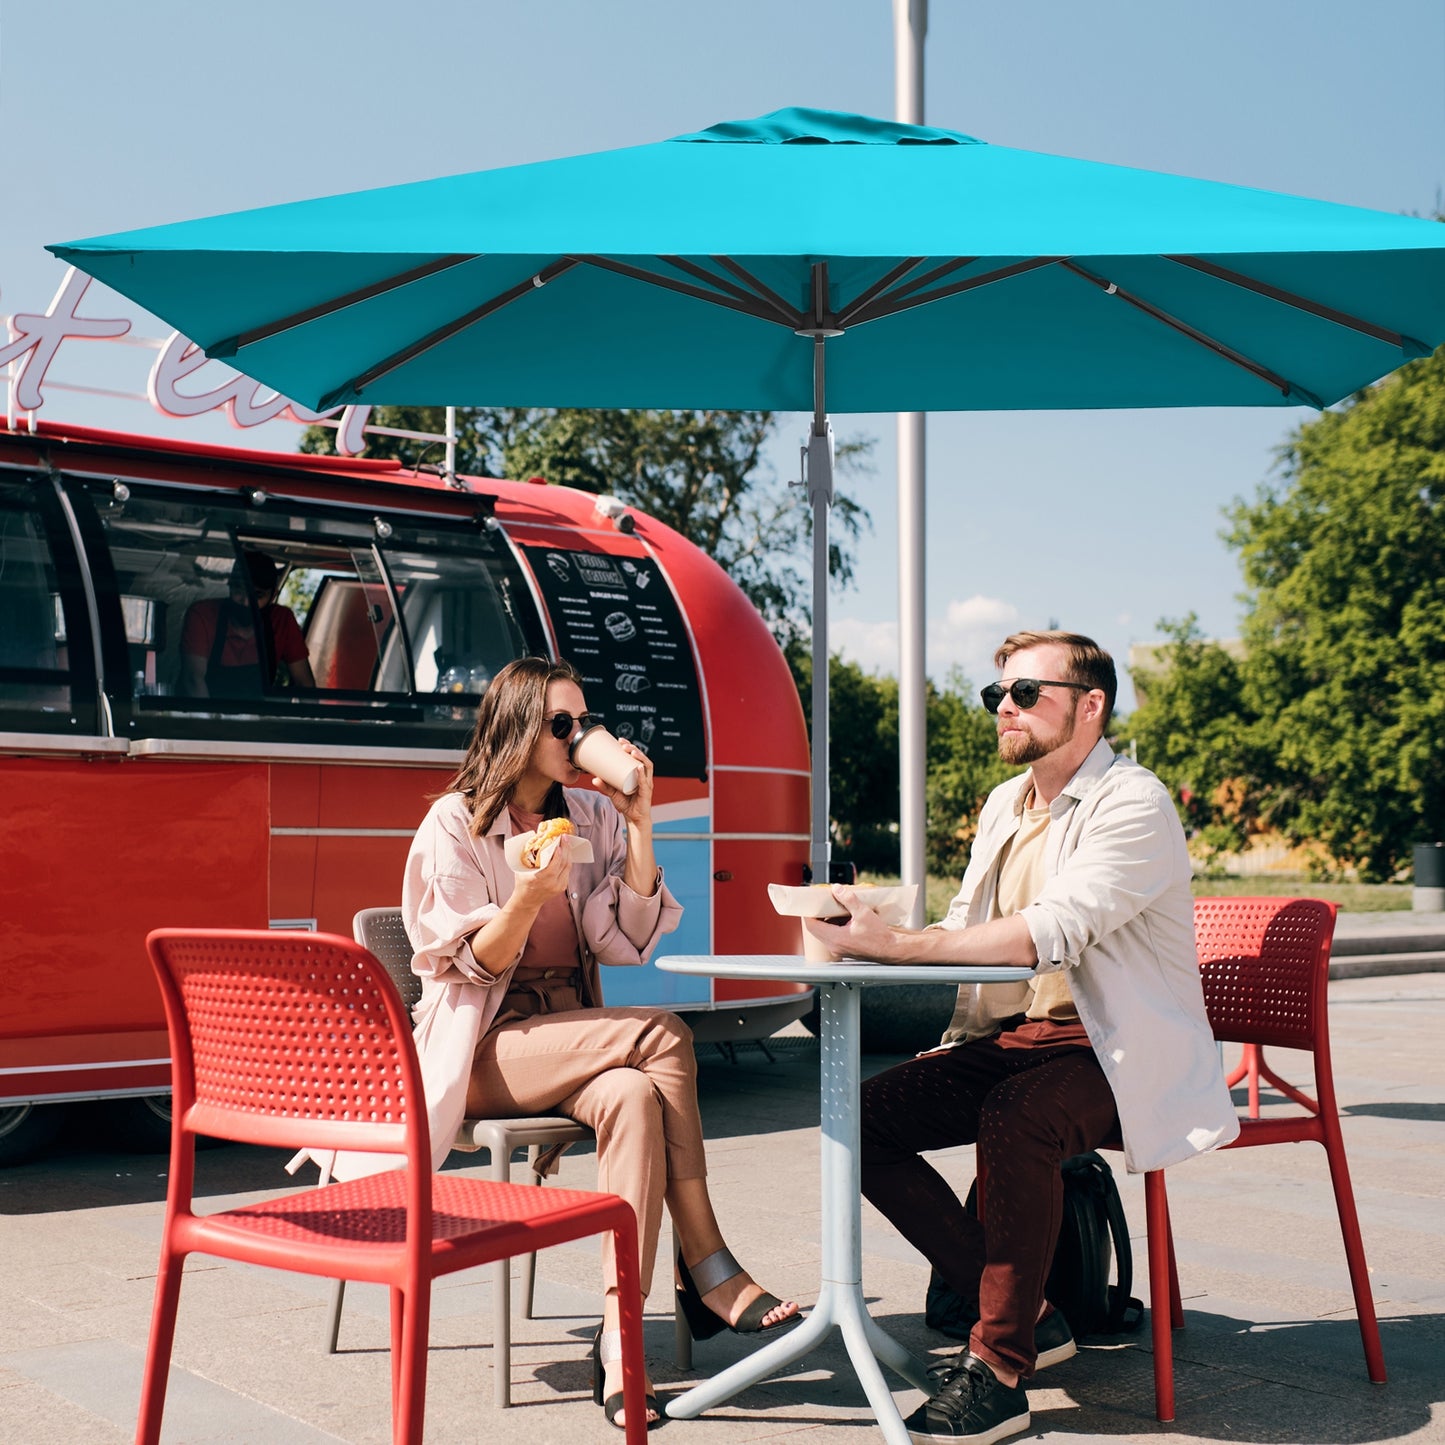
left=179, top=549, right=315, bottom=697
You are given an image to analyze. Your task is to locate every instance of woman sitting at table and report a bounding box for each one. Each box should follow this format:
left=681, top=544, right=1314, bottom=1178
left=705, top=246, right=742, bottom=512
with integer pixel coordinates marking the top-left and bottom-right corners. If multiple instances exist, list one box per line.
left=403, top=655, right=800, bottom=1429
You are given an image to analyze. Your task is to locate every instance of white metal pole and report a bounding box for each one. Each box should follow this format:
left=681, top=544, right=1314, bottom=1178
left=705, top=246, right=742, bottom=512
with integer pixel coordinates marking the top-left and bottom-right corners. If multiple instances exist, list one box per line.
left=894, top=0, right=928, bottom=927
left=809, top=330, right=836, bottom=887
left=444, top=404, right=458, bottom=485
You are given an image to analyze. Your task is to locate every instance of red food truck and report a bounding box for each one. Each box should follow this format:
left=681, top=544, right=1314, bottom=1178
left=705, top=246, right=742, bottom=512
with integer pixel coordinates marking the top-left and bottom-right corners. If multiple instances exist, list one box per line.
left=0, top=420, right=812, bottom=1164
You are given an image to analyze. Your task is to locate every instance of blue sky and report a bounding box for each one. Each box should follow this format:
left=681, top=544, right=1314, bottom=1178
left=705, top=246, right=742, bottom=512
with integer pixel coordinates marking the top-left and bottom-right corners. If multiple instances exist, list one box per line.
left=3, top=0, right=1443, bottom=711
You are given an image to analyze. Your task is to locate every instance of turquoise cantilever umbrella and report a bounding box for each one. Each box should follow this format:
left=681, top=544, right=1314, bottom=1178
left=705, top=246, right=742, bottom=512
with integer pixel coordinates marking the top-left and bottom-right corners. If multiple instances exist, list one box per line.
left=49, top=106, right=1445, bottom=878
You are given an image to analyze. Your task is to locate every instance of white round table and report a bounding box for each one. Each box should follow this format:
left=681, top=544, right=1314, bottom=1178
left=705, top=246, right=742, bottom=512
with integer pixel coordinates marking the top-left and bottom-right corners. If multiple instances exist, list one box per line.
left=657, top=954, right=1025, bottom=1443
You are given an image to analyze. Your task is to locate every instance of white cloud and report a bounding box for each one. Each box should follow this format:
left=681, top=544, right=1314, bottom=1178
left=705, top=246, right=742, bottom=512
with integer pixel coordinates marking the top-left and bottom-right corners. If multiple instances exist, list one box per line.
left=831, top=594, right=1021, bottom=691
left=829, top=616, right=899, bottom=676
left=931, top=596, right=1022, bottom=688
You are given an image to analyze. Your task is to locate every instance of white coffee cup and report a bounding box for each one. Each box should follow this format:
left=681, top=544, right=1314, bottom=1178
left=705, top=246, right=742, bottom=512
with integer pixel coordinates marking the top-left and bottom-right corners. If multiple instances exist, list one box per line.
left=570, top=724, right=640, bottom=796
left=800, top=917, right=845, bottom=964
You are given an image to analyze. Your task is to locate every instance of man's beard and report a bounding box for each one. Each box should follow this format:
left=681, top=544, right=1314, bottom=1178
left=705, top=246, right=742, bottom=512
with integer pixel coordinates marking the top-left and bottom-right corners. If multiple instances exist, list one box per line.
left=997, top=702, right=1076, bottom=765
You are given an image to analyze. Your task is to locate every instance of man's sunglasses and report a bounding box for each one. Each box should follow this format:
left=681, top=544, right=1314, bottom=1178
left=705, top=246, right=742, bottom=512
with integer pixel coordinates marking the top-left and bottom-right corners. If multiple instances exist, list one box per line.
left=980, top=679, right=1092, bottom=714
left=545, top=710, right=603, bottom=739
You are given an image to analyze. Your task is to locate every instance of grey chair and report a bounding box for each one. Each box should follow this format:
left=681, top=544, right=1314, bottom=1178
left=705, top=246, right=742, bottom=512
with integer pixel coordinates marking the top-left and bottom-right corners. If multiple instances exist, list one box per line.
left=340, top=906, right=594, bottom=1407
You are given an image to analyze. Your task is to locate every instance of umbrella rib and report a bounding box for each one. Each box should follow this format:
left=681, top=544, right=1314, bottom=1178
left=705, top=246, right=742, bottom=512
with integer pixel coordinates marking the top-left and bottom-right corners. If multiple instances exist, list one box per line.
left=1062, top=261, right=1324, bottom=407
left=711, top=258, right=808, bottom=327
left=205, top=254, right=479, bottom=359
left=317, top=258, right=579, bottom=409
left=832, top=257, right=932, bottom=328
left=848, top=256, right=1062, bottom=327
left=658, top=255, right=801, bottom=327
left=1165, top=254, right=1430, bottom=354
left=573, top=254, right=795, bottom=327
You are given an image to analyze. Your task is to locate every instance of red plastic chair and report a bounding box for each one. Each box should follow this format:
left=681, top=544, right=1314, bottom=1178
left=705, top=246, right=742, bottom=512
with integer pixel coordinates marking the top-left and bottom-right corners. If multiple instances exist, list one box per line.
left=139, top=928, right=648, bottom=1445
left=1129, top=896, right=1386, bottom=1421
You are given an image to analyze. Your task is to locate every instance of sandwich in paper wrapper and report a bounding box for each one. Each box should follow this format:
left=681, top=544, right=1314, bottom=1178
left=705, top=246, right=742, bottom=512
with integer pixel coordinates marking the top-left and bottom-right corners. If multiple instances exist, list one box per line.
left=768, top=882, right=919, bottom=962
left=504, top=818, right=595, bottom=872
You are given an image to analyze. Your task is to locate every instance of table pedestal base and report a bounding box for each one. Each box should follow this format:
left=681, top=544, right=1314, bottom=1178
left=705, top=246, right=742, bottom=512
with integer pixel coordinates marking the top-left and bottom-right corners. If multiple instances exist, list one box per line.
left=664, top=1277, right=932, bottom=1440
left=665, top=980, right=933, bottom=1441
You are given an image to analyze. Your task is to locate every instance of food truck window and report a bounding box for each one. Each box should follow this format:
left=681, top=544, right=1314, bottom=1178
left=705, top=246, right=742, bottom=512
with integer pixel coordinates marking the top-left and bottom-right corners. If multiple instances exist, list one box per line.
left=0, top=479, right=95, bottom=734
left=377, top=534, right=542, bottom=704
left=77, top=478, right=547, bottom=746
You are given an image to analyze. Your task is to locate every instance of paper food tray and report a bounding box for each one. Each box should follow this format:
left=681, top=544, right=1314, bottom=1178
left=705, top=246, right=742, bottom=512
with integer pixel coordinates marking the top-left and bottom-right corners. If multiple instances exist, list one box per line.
left=767, top=883, right=918, bottom=924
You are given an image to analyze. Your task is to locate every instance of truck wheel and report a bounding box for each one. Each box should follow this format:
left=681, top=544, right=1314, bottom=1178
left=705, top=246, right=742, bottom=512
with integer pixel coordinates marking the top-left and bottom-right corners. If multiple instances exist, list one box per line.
left=0, top=1102, right=68, bottom=1167
left=96, top=1096, right=227, bottom=1153
left=99, top=1095, right=174, bottom=1153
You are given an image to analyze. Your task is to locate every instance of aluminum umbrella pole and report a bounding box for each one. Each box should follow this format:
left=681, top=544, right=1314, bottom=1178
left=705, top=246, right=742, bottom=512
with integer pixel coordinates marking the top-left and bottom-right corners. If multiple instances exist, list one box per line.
left=801, top=264, right=838, bottom=885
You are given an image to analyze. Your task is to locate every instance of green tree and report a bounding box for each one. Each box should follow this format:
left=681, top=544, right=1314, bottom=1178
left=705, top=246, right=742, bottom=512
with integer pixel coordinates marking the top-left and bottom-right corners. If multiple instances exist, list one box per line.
left=1226, top=346, right=1445, bottom=879
left=1127, top=616, right=1265, bottom=865
left=787, top=649, right=898, bottom=871
left=302, top=405, right=870, bottom=648
left=788, top=654, right=1008, bottom=876
left=923, top=668, right=1016, bottom=878
left=1131, top=345, right=1445, bottom=881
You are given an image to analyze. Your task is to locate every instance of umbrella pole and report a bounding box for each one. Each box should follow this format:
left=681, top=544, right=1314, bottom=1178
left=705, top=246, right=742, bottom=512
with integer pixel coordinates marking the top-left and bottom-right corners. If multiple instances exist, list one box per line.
left=806, top=333, right=834, bottom=886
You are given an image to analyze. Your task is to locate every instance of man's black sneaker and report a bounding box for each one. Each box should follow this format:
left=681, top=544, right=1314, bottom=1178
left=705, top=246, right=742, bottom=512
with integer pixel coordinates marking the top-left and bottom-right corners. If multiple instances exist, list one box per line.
left=905, top=1353, right=1030, bottom=1445
left=1033, top=1308, right=1077, bottom=1369
left=926, top=1308, right=1076, bottom=1382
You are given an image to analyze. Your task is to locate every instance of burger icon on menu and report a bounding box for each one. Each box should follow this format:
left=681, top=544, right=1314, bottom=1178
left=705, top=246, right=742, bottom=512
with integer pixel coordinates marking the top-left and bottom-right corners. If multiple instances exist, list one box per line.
left=604, top=610, right=637, bottom=642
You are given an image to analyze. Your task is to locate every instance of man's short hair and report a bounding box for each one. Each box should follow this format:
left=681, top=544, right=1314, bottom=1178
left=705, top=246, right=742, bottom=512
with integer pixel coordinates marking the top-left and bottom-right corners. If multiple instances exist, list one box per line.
left=231, top=550, right=280, bottom=596
left=995, top=629, right=1117, bottom=728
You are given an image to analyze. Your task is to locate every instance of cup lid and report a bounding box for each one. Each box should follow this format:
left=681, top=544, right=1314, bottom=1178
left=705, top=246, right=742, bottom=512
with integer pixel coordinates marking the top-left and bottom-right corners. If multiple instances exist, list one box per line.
left=568, top=722, right=608, bottom=764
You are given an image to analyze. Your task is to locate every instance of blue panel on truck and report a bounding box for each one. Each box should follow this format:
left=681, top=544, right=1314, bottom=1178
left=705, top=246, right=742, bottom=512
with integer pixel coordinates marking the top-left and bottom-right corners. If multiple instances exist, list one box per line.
left=607, top=837, right=711, bottom=1007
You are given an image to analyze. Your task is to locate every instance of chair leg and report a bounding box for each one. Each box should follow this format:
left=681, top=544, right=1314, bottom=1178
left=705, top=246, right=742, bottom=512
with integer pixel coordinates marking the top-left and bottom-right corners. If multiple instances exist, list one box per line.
left=135, top=1249, right=186, bottom=1445
left=488, top=1144, right=514, bottom=1408
left=323, top=1278, right=345, bottom=1353
left=673, top=1219, right=692, bottom=1370
left=611, top=1215, right=649, bottom=1445
left=1255, top=1050, right=1322, bottom=1115
left=674, top=1296, right=693, bottom=1372
left=519, top=1247, right=537, bottom=1322
left=521, top=1149, right=548, bottom=1320
left=391, top=1280, right=431, bottom=1445
left=1320, top=1122, right=1387, bottom=1382
left=1143, top=1171, right=1176, bottom=1423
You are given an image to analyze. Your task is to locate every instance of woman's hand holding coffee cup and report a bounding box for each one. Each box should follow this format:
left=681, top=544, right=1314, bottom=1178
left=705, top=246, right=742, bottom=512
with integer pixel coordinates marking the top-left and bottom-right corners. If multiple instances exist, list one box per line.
left=570, top=725, right=651, bottom=820
left=599, top=739, right=654, bottom=829
left=568, top=723, right=658, bottom=895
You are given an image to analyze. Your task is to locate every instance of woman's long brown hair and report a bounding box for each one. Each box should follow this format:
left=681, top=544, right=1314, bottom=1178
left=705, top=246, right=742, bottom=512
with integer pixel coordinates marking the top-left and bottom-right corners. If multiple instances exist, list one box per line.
left=444, top=656, right=583, bottom=836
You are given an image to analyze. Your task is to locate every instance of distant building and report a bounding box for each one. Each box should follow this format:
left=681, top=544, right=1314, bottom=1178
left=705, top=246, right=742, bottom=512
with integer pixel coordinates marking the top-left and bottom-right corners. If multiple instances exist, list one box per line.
left=1127, top=637, right=1245, bottom=708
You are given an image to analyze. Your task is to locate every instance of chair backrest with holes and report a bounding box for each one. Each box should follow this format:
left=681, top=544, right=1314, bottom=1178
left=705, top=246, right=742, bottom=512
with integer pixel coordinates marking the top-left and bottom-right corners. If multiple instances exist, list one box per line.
left=352, top=907, right=422, bottom=1012
left=146, top=928, right=429, bottom=1172
left=1193, top=897, right=1336, bottom=1052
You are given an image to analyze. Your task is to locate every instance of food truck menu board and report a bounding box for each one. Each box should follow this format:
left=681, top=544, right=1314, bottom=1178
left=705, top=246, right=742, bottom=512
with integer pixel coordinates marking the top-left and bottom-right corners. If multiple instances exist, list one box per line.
left=522, top=545, right=707, bottom=779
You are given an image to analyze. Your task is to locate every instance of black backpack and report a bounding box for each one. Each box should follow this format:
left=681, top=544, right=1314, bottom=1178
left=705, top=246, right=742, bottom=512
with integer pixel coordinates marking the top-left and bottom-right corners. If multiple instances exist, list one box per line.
left=925, top=1151, right=1144, bottom=1342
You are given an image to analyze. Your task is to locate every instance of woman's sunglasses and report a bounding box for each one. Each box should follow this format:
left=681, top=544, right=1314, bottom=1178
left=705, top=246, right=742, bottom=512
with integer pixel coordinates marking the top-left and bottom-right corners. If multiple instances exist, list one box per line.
left=980, top=679, right=1092, bottom=714
left=545, top=710, right=603, bottom=739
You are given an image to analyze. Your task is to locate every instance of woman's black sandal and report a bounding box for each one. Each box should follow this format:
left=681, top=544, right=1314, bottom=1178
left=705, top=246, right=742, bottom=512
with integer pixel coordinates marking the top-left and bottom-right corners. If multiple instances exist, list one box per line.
left=591, top=1328, right=663, bottom=1430
left=675, top=1246, right=798, bottom=1340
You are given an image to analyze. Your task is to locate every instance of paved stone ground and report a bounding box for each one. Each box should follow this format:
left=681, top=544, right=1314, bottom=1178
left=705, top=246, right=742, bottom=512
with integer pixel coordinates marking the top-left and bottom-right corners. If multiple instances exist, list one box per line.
left=1, top=971, right=1442, bottom=1444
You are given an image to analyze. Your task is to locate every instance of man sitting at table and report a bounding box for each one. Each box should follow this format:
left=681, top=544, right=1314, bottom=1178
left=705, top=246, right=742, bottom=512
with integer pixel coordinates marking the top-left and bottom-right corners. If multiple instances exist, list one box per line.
left=806, top=629, right=1238, bottom=1445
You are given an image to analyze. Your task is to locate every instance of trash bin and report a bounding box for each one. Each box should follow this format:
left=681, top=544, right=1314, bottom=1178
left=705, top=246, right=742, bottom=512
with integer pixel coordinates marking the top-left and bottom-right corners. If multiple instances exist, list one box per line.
left=1412, top=842, right=1445, bottom=911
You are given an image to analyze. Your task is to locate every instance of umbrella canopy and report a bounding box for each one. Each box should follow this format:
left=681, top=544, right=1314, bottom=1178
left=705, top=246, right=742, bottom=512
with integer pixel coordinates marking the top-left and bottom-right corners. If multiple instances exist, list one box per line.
left=49, top=107, right=1445, bottom=879
left=50, top=108, right=1445, bottom=416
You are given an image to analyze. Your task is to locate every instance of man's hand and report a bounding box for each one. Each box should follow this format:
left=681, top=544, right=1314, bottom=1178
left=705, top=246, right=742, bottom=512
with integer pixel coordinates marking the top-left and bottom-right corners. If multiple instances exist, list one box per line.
left=802, top=884, right=912, bottom=963
left=804, top=887, right=1041, bottom=969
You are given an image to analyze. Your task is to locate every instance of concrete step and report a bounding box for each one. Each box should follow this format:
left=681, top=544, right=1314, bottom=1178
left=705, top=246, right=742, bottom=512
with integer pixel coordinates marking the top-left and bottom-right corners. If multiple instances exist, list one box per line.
left=1331, top=911, right=1445, bottom=957
left=1330, top=949, right=1445, bottom=979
